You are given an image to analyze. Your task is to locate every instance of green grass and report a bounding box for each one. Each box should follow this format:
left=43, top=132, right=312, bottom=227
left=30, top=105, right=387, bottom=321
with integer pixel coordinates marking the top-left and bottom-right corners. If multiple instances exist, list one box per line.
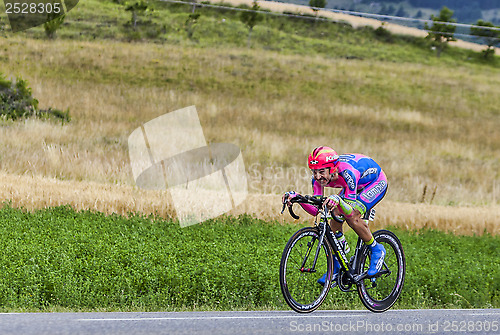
left=0, top=204, right=497, bottom=311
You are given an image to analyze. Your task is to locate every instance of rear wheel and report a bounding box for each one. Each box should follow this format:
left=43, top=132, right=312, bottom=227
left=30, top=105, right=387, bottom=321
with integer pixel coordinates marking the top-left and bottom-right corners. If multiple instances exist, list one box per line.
left=356, top=229, right=405, bottom=312
left=279, top=227, right=333, bottom=313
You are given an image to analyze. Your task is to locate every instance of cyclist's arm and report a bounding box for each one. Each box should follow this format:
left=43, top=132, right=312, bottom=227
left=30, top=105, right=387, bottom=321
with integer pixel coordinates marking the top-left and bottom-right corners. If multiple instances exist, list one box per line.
left=299, top=177, right=323, bottom=216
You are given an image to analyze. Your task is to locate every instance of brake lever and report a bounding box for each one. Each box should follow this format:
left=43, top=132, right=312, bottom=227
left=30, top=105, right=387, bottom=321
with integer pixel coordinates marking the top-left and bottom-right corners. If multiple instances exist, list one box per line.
left=280, top=196, right=301, bottom=220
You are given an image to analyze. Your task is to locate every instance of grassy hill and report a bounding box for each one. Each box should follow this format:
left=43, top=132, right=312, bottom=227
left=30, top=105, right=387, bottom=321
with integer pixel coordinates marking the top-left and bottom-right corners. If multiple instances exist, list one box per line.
left=0, top=0, right=497, bottom=63
left=0, top=0, right=498, bottom=218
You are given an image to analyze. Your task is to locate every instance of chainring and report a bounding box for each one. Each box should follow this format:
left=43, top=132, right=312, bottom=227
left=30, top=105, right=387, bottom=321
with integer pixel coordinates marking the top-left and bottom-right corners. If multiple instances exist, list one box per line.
left=337, top=268, right=355, bottom=292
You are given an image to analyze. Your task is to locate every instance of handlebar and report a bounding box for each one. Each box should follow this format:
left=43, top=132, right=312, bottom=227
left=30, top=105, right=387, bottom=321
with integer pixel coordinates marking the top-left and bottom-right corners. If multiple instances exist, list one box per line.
left=281, top=194, right=345, bottom=223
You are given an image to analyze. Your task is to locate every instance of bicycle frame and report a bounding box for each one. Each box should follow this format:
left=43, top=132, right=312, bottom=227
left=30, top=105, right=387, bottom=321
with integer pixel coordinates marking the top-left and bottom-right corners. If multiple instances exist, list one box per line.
left=298, top=204, right=389, bottom=286
left=317, top=208, right=357, bottom=283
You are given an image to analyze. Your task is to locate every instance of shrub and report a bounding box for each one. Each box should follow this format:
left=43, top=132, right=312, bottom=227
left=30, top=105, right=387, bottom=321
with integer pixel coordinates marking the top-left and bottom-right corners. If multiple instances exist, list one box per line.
left=374, top=23, right=394, bottom=43
left=0, top=73, right=70, bottom=123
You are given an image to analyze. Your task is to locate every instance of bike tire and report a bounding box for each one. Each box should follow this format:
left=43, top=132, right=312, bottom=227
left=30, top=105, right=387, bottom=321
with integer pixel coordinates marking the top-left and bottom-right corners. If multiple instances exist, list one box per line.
left=279, top=227, right=333, bottom=313
left=356, top=229, right=406, bottom=313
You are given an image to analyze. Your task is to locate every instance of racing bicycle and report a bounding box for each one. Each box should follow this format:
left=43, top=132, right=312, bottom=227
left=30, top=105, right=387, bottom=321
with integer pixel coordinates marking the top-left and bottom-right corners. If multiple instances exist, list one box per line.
left=279, top=194, right=405, bottom=313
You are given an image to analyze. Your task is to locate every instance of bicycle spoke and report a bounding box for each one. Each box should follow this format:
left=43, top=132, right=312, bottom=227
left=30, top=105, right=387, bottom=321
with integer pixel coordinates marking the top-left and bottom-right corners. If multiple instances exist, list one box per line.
left=356, top=230, right=406, bottom=312
left=280, top=227, right=332, bottom=312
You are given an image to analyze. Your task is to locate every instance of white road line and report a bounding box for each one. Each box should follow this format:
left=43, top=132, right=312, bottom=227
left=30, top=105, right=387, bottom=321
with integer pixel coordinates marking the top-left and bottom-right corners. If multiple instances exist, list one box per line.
left=78, top=314, right=366, bottom=321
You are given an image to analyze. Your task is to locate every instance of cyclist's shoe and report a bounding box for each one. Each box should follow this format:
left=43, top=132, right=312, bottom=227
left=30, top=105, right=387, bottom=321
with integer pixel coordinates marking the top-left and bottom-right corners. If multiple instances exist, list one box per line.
left=317, top=257, right=340, bottom=287
left=317, top=272, right=327, bottom=286
left=367, top=242, right=386, bottom=276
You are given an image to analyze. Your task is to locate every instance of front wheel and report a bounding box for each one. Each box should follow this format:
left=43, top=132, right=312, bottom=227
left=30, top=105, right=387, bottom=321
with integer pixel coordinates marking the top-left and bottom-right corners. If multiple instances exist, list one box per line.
left=356, top=229, right=405, bottom=313
left=279, top=227, right=333, bottom=313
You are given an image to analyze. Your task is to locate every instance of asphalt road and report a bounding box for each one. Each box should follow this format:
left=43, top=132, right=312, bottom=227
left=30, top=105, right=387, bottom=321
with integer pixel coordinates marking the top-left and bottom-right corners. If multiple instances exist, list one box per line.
left=0, top=309, right=498, bottom=335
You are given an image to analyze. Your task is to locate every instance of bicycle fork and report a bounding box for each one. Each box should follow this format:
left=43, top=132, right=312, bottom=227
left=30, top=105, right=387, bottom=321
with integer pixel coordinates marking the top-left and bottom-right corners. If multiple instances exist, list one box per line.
left=299, top=225, right=327, bottom=273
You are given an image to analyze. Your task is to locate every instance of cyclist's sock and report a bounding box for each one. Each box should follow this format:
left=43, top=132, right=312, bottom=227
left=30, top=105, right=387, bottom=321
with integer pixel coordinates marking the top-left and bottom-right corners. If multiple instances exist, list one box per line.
left=335, top=231, right=350, bottom=254
left=365, top=236, right=377, bottom=248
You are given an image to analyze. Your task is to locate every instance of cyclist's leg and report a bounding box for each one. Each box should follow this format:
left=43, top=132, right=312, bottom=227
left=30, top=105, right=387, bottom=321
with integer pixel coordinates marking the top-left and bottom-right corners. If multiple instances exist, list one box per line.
left=318, top=207, right=344, bottom=287
left=319, top=209, right=347, bottom=287
left=342, top=207, right=371, bottom=241
left=356, top=172, right=388, bottom=275
left=343, top=212, right=385, bottom=276
left=335, top=188, right=372, bottom=241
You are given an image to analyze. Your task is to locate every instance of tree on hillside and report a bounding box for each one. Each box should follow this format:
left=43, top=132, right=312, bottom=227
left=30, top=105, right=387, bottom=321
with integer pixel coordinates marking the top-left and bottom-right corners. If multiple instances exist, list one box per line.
left=424, top=7, right=456, bottom=57
left=379, top=4, right=396, bottom=16
left=0, top=73, right=70, bottom=123
left=240, top=1, right=263, bottom=48
left=309, top=0, right=327, bottom=22
left=395, top=5, right=408, bottom=18
left=125, top=0, right=149, bottom=29
left=43, top=12, right=65, bottom=39
left=470, top=20, right=500, bottom=60
left=185, top=13, right=201, bottom=40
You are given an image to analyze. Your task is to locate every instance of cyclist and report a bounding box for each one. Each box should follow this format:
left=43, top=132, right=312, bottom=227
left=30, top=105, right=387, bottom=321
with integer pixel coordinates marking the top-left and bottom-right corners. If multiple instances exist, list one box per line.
left=283, top=146, right=388, bottom=286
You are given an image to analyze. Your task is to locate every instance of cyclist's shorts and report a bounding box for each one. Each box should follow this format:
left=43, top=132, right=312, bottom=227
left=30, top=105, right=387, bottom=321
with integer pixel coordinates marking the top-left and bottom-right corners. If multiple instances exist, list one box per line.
left=358, top=171, right=388, bottom=213
left=340, top=171, right=388, bottom=216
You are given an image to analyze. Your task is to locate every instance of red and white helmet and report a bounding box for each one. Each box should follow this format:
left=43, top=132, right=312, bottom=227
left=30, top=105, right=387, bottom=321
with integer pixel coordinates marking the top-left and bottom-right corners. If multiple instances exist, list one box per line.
left=308, top=146, right=339, bottom=171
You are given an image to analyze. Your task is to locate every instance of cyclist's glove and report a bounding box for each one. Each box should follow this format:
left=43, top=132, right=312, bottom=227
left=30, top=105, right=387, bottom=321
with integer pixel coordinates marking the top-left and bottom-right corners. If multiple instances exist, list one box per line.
left=282, top=191, right=298, bottom=205
left=327, top=194, right=354, bottom=217
left=326, top=194, right=341, bottom=207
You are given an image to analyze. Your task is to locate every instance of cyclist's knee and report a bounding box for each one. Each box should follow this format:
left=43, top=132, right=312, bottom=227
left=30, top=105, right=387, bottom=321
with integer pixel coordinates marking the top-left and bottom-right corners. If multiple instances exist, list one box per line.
left=345, top=210, right=364, bottom=228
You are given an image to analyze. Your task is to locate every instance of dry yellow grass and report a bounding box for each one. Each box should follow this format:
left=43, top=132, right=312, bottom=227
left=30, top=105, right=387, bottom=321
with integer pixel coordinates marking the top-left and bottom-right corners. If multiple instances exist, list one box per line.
left=1, top=172, right=498, bottom=235
left=210, top=0, right=499, bottom=53
left=0, top=172, right=175, bottom=218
